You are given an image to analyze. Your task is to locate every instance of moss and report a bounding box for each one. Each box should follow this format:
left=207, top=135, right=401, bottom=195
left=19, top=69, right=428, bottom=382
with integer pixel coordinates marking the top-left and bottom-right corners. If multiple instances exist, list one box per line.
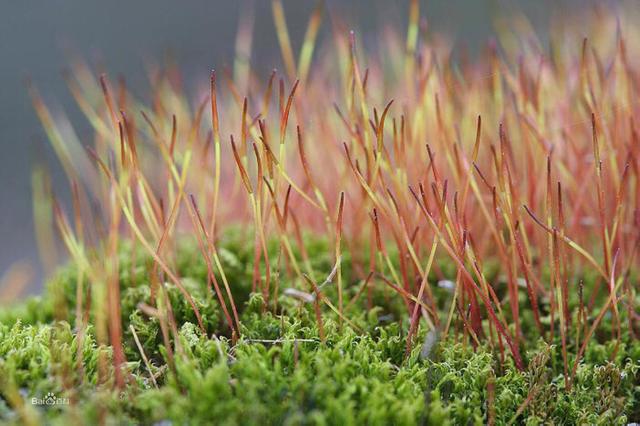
left=0, top=296, right=54, bottom=326
left=0, top=233, right=638, bottom=425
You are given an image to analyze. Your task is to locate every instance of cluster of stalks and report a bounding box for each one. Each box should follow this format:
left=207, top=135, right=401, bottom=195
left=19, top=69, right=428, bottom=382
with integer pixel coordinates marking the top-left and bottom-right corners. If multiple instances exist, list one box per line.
left=22, top=1, right=640, bottom=392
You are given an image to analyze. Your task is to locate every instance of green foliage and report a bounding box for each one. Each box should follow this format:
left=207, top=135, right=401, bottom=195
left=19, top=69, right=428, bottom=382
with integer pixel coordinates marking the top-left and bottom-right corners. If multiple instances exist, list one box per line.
left=0, top=233, right=638, bottom=425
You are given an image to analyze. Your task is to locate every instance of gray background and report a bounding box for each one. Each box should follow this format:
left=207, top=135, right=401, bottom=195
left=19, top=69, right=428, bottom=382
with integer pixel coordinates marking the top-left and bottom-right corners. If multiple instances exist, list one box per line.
left=0, top=0, right=612, bottom=293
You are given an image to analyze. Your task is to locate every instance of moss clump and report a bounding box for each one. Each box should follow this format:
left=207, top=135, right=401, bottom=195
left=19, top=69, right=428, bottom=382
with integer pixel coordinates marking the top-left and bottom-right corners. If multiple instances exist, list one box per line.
left=0, top=234, right=638, bottom=425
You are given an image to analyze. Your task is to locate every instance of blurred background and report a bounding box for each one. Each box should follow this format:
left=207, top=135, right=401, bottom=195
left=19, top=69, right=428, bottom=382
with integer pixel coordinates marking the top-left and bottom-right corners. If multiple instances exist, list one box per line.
left=0, top=0, right=623, bottom=294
